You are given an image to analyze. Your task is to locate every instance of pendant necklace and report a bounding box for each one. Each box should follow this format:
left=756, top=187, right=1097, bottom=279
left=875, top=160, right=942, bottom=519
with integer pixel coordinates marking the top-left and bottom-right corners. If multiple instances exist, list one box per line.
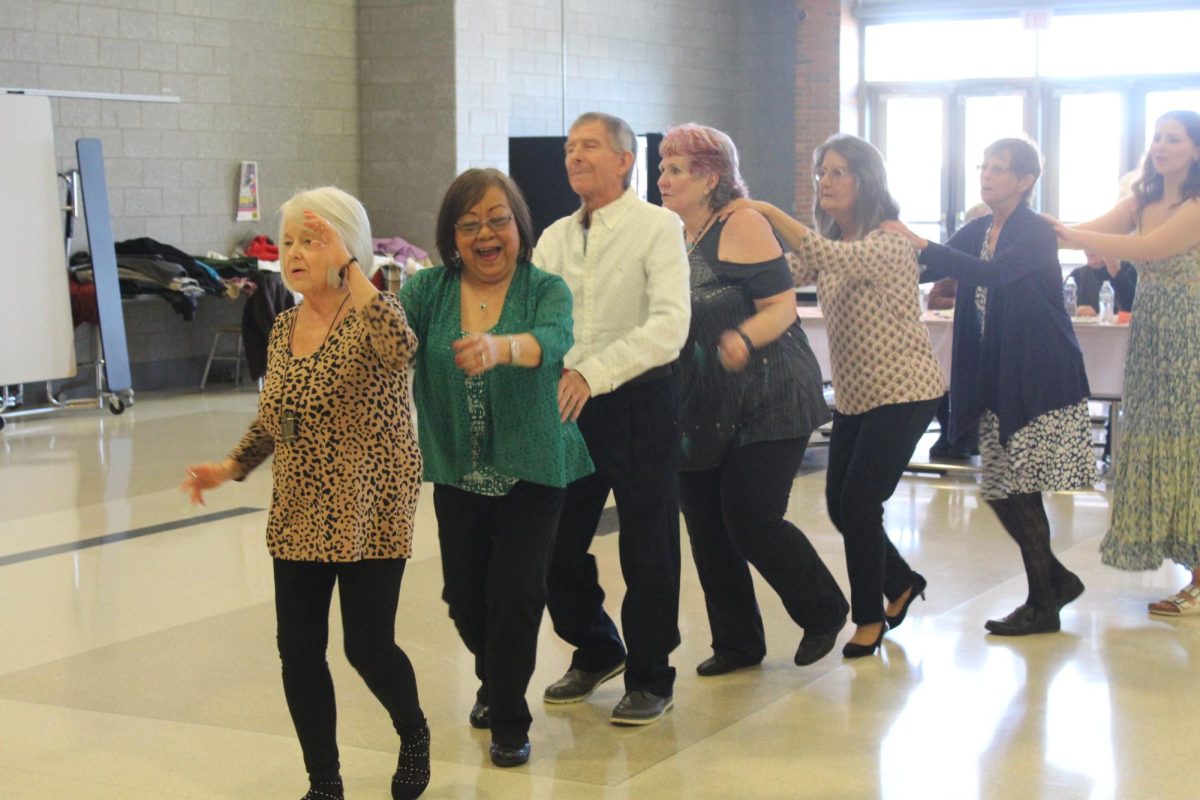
left=277, top=293, right=351, bottom=444
left=686, top=212, right=718, bottom=256
left=465, top=278, right=510, bottom=312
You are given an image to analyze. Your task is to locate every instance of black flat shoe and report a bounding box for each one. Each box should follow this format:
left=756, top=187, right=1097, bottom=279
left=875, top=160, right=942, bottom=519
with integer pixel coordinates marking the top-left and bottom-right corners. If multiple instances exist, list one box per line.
left=842, top=624, right=886, bottom=659
left=489, top=739, right=531, bottom=767
left=794, top=615, right=847, bottom=666
left=468, top=701, right=489, bottom=729
left=1056, top=572, right=1085, bottom=611
left=985, top=604, right=1061, bottom=636
left=885, top=572, right=927, bottom=631
left=696, top=652, right=762, bottom=676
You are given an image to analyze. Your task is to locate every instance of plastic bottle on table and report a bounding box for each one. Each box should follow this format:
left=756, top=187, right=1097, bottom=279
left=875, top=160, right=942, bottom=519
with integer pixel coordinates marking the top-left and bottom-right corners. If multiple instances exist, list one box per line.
left=1098, top=280, right=1115, bottom=323
left=1063, top=276, right=1077, bottom=316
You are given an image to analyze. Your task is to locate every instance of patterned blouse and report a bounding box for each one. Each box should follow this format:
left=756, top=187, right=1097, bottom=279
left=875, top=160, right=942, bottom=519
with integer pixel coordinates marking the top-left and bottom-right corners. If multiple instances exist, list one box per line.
left=228, top=292, right=423, bottom=562
left=791, top=229, right=945, bottom=415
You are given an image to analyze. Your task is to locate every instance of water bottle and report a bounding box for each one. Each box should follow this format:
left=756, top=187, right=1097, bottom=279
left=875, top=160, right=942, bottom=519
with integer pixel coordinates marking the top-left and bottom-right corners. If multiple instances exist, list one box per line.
left=1098, top=280, right=1115, bottom=323
left=1063, top=276, right=1077, bottom=316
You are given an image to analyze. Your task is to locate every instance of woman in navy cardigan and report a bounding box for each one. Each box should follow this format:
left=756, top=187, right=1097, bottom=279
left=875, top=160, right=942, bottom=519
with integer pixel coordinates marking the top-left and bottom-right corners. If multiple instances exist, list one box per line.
left=885, top=138, right=1095, bottom=636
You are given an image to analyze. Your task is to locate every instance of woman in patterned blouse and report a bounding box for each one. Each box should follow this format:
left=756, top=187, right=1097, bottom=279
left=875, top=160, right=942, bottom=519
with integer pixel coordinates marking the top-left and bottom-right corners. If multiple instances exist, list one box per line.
left=400, top=169, right=593, bottom=768
left=183, top=187, right=429, bottom=800
left=726, top=134, right=943, bottom=658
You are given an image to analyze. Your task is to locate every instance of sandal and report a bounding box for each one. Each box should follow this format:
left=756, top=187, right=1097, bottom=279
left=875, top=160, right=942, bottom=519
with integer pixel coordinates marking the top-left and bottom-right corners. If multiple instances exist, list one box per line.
left=1148, top=584, right=1200, bottom=616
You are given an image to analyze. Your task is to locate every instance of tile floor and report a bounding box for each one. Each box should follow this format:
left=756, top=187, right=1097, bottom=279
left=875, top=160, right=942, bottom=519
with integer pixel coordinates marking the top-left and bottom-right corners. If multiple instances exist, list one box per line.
left=0, top=388, right=1193, bottom=799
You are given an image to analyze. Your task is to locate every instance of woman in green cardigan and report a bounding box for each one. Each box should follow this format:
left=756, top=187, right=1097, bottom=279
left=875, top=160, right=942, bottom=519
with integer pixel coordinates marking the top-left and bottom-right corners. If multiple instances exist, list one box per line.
left=399, top=168, right=593, bottom=768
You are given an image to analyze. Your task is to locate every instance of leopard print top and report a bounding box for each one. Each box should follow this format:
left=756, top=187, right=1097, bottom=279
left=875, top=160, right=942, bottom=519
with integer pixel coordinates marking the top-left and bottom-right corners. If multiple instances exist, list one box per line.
left=229, top=292, right=422, bottom=561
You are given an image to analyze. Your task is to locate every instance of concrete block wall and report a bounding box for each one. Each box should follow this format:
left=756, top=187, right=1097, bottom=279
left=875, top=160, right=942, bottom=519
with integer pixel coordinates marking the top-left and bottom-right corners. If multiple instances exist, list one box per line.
left=0, top=0, right=361, bottom=256
left=358, top=0, right=456, bottom=251
left=455, top=0, right=511, bottom=174
left=507, top=0, right=741, bottom=139
left=504, top=1, right=797, bottom=211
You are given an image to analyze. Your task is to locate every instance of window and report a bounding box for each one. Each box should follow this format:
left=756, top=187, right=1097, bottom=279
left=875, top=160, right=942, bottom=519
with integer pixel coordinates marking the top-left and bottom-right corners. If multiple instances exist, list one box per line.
left=863, top=9, right=1200, bottom=242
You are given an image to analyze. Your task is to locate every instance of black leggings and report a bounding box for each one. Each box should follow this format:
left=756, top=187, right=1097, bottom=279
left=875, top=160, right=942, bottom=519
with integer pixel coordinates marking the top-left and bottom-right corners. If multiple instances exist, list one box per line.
left=273, top=557, right=423, bottom=781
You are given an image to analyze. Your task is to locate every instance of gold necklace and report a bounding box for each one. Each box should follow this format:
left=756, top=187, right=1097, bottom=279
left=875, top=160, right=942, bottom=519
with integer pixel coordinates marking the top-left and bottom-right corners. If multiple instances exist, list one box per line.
left=686, top=212, right=718, bottom=255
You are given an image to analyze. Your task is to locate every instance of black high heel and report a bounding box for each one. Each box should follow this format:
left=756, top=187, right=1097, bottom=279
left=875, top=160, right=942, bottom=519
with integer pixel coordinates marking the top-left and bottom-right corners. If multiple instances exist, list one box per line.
left=842, top=623, right=886, bottom=659
left=885, top=572, right=927, bottom=630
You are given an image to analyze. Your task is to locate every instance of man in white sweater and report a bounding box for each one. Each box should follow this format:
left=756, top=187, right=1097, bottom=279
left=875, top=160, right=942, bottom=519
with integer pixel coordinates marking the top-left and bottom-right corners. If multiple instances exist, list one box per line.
left=532, top=111, right=691, bottom=725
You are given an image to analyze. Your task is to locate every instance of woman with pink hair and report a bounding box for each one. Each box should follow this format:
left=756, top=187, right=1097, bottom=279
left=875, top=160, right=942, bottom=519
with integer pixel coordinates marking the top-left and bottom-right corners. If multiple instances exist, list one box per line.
left=657, top=123, right=848, bottom=675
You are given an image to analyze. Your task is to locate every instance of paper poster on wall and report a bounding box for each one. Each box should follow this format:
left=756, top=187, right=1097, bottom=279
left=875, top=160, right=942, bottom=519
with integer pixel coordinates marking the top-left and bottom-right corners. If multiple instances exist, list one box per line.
left=236, top=161, right=260, bottom=221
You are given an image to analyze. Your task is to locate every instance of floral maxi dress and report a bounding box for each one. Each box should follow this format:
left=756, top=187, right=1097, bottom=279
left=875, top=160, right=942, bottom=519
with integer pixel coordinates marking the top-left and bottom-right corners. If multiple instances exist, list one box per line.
left=1101, top=246, right=1200, bottom=570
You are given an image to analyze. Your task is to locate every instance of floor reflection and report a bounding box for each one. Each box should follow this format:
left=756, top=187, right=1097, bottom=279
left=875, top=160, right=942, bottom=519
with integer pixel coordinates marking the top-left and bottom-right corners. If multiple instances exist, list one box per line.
left=0, top=390, right=1196, bottom=799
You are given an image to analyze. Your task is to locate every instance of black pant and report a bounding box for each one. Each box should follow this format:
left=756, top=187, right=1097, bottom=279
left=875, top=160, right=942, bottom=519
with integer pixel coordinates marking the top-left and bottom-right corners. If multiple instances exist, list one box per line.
left=273, top=557, right=423, bottom=781
left=546, top=372, right=682, bottom=698
left=433, top=481, right=565, bottom=747
left=826, top=397, right=940, bottom=625
left=680, top=438, right=849, bottom=662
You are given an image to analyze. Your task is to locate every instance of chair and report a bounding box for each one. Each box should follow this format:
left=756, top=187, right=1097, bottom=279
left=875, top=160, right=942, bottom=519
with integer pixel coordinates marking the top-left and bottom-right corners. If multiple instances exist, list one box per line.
left=200, top=325, right=244, bottom=390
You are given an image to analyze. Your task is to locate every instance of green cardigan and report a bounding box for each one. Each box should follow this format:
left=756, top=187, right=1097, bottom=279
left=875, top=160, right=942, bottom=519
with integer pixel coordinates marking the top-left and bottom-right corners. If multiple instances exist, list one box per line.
left=399, top=262, right=594, bottom=489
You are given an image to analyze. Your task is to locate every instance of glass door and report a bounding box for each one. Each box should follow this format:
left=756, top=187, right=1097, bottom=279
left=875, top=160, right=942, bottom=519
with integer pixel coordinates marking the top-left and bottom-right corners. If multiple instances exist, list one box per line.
left=876, top=93, right=946, bottom=243
left=1055, top=92, right=1125, bottom=223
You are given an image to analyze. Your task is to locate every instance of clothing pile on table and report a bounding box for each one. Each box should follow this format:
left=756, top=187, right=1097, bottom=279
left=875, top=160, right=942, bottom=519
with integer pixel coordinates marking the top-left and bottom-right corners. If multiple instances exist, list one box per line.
left=66, top=235, right=294, bottom=381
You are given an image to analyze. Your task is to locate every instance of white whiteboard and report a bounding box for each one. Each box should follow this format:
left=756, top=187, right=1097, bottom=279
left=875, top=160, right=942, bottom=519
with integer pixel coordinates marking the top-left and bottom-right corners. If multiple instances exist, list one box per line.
left=0, top=95, right=76, bottom=384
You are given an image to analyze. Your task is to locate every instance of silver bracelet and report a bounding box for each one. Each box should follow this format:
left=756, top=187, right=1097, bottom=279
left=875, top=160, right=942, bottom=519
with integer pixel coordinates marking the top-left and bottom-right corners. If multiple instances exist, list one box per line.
left=507, top=334, right=520, bottom=364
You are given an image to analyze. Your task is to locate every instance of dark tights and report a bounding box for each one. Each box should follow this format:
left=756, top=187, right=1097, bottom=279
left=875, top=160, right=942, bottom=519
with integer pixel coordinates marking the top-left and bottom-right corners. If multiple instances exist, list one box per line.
left=274, top=558, right=424, bottom=783
left=986, top=492, right=1074, bottom=612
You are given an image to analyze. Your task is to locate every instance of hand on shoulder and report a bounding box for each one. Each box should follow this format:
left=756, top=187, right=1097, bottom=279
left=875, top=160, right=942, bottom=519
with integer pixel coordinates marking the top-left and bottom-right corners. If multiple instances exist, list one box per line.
left=718, top=205, right=783, bottom=263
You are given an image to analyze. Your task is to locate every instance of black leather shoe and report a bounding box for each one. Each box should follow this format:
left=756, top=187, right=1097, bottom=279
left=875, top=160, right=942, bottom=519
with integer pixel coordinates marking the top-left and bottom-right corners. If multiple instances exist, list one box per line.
left=489, top=739, right=531, bottom=767
left=794, top=615, right=846, bottom=666
left=543, top=661, right=625, bottom=704
left=985, top=604, right=1061, bottom=636
left=885, top=572, right=927, bottom=631
left=842, top=624, right=886, bottom=659
left=469, top=701, right=489, bottom=729
left=1056, top=572, right=1085, bottom=611
left=610, top=690, right=673, bottom=726
left=696, top=653, right=762, bottom=676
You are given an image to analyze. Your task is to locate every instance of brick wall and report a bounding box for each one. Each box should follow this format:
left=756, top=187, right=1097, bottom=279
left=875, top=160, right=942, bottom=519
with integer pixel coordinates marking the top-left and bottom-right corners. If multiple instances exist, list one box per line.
left=0, top=0, right=361, bottom=255
left=794, top=0, right=845, bottom=221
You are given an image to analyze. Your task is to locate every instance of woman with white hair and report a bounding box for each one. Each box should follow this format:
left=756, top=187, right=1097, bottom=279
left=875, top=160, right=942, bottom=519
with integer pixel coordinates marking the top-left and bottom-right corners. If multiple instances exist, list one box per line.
left=182, top=187, right=430, bottom=800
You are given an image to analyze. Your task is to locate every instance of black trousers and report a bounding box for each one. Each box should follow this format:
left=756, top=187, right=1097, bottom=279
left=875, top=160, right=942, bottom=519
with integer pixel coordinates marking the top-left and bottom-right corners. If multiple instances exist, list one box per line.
left=433, top=481, right=565, bottom=747
left=826, top=397, right=940, bottom=625
left=273, top=557, right=423, bottom=781
left=546, top=372, right=682, bottom=698
left=680, top=437, right=849, bottom=662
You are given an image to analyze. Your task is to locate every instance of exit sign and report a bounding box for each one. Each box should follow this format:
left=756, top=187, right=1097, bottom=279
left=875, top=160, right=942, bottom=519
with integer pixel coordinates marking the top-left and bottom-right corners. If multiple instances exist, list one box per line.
left=1022, top=8, right=1053, bottom=29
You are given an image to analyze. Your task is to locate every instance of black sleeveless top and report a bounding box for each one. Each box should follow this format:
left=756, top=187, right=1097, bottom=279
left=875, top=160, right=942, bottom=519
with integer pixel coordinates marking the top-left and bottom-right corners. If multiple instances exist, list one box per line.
left=678, top=217, right=829, bottom=471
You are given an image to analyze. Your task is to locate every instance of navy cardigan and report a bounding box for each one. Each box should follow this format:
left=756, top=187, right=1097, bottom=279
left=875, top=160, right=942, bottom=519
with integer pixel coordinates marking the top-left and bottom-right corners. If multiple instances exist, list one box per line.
left=919, top=204, right=1089, bottom=444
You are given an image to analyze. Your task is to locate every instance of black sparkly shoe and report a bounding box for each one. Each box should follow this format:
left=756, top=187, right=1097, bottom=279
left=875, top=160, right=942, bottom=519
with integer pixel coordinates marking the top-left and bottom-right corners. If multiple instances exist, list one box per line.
left=392, top=723, right=431, bottom=800
left=300, top=778, right=344, bottom=799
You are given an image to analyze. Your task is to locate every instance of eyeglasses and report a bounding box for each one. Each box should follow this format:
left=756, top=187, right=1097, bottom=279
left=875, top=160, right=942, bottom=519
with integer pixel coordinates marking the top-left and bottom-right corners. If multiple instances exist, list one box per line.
left=976, top=164, right=1012, bottom=176
left=814, top=167, right=853, bottom=182
left=454, top=214, right=513, bottom=237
